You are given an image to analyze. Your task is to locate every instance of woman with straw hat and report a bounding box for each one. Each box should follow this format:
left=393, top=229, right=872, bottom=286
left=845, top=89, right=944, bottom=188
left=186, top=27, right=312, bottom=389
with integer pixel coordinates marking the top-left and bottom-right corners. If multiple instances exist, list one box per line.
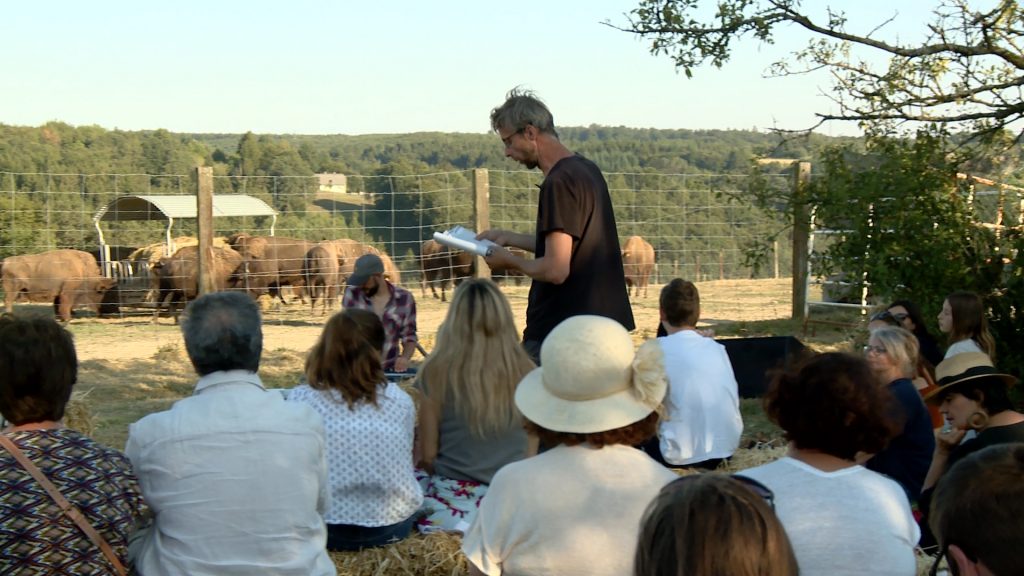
left=917, top=352, right=1023, bottom=551
left=461, top=315, right=676, bottom=576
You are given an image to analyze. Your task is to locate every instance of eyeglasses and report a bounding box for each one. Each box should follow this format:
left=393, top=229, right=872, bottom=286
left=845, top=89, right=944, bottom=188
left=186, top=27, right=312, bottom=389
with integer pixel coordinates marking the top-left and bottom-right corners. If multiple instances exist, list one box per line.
left=870, top=311, right=895, bottom=322
left=928, top=544, right=948, bottom=576
left=500, top=127, right=525, bottom=148
left=730, top=474, right=775, bottom=509
left=890, top=312, right=909, bottom=321
left=863, top=344, right=888, bottom=355
left=666, top=473, right=775, bottom=510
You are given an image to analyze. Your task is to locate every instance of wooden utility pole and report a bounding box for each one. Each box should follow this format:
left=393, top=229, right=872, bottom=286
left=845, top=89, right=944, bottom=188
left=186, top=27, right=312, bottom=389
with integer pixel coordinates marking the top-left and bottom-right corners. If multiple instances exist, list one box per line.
left=196, top=167, right=216, bottom=295
left=472, top=168, right=491, bottom=280
left=756, top=158, right=811, bottom=321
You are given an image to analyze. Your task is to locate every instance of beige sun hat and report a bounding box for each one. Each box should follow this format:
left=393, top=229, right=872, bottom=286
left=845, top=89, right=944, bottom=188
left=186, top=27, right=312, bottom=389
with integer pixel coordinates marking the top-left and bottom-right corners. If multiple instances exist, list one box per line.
left=923, top=352, right=1017, bottom=404
left=514, top=315, right=667, bottom=434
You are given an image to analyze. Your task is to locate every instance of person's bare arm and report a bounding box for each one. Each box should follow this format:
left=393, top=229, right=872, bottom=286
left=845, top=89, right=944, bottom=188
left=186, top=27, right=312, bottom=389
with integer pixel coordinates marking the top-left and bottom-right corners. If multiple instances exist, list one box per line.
left=477, top=229, right=535, bottom=253
left=485, top=231, right=571, bottom=285
left=416, top=396, right=439, bottom=475
left=922, top=427, right=966, bottom=491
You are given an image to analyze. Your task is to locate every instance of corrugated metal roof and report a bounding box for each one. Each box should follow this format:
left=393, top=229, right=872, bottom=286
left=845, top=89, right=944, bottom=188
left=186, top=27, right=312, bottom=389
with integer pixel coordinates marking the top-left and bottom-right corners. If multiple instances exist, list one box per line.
left=94, top=195, right=277, bottom=221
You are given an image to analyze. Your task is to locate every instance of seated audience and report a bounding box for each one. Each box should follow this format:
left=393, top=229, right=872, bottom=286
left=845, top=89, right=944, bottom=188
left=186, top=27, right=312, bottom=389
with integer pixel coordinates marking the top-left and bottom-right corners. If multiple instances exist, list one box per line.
left=641, top=278, right=742, bottom=469
left=462, top=315, right=676, bottom=576
left=918, top=352, right=1023, bottom=551
left=126, top=292, right=335, bottom=575
left=634, top=473, right=798, bottom=576
left=886, top=299, right=943, bottom=367
left=741, top=352, right=919, bottom=576
left=937, top=291, right=996, bottom=360
left=863, top=326, right=936, bottom=500
left=929, top=443, right=1024, bottom=576
left=0, top=315, right=145, bottom=575
left=288, top=308, right=422, bottom=550
left=415, top=279, right=536, bottom=533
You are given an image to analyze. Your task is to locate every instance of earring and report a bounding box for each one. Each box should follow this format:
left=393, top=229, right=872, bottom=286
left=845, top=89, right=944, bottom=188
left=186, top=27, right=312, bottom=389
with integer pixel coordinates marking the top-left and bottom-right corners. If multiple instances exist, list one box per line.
left=967, top=411, right=989, bottom=430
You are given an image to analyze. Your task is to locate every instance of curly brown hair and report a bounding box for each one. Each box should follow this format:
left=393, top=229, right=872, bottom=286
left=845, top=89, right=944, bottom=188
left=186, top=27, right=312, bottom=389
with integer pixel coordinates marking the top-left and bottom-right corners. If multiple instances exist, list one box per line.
left=524, top=411, right=659, bottom=449
left=764, top=352, right=899, bottom=460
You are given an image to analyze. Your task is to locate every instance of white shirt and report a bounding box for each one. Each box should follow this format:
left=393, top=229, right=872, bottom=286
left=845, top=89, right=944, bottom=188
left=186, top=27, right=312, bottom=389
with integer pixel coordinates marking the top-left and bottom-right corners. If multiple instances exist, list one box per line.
left=462, top=444, right=677, bottom=576
left=742, top=456, right=919, bottom=576
left=288, top=381, right=422, bottom=526
left=945, top=338, right=984, bottom=359
left=126, top=370, right=336, bottom=576
left=657, top=330, right=743, bottom=464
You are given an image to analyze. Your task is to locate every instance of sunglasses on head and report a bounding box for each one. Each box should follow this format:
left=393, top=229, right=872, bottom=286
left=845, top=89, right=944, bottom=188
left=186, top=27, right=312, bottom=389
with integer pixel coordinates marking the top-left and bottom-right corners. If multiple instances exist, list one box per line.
left=667, top=473, right=775, bottom=509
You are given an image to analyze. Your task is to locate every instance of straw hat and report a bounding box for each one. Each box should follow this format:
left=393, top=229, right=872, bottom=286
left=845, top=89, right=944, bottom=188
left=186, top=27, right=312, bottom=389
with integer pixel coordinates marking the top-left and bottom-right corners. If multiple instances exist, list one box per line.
left=923, top=352, right=1017, bottom=404
left=514, top=315, right=667, bottom=434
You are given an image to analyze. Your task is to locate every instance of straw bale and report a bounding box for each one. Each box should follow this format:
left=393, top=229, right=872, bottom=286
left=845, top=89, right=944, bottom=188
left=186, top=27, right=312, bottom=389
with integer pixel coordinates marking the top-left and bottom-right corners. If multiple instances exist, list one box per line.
left=64, top=390, right=96, bottom=437
left=329, top=531, right=467, bottom=576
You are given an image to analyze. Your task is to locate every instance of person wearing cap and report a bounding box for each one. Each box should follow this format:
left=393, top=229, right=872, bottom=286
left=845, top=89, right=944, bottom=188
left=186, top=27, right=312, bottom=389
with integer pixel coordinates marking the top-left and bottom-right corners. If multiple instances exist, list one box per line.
left=342, top=253, right=418, bottom=373
left=917, top=352, right=1023, bottom=551
left=461, top=315, right=676, bottom=576
left=478, top=88, right=635, bottom=362
left=929, top=443, right=1024, bottom=576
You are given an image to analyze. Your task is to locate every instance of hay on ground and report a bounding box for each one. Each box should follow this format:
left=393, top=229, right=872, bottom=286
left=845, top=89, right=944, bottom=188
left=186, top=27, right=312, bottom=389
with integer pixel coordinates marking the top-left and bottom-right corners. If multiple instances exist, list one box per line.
left=329, top=531, right=467, bottom=576
left=64, top=390, right=96, bottom=436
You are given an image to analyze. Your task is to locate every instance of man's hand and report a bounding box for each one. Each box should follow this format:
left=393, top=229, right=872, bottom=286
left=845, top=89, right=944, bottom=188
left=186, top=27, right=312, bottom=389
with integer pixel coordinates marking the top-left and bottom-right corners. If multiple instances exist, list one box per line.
left=393, top=356, right=410, bottom=373
left=477, top=229, right=534, bottom=252
left=483, top=245, right=516, bottom=271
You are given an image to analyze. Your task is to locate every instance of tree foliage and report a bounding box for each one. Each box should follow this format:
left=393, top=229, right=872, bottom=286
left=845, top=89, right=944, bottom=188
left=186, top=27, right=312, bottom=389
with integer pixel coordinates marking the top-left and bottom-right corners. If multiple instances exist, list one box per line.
left=614, top=0, right=1024, bottom=141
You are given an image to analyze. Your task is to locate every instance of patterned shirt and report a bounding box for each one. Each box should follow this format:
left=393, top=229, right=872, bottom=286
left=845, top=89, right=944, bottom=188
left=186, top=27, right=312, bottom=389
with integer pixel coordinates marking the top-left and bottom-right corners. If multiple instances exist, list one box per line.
left=287, top=382, right=422, bottom=526
left=342, top=281, right=417, bottom=370
left=0, top=429, right=146, bottom=575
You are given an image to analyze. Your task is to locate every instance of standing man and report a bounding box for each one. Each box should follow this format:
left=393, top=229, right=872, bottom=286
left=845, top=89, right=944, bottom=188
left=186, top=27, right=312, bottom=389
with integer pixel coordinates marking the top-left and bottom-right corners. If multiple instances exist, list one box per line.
left=342, top=253, right=418, bottom=373
left=126, top=292, right=335, bottom=575
left=480, top=88, right=634, bottom=361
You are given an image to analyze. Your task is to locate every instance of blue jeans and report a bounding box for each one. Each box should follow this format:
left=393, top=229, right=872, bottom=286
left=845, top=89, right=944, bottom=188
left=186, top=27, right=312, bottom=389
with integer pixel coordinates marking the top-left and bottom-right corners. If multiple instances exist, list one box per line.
left=326, top=516, right=415, bottom=551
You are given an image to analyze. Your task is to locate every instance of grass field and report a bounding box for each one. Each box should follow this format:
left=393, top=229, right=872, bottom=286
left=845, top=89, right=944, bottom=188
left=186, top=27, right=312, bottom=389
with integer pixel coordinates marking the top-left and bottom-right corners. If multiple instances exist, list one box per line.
left=32, top=277, right=870, bottom=449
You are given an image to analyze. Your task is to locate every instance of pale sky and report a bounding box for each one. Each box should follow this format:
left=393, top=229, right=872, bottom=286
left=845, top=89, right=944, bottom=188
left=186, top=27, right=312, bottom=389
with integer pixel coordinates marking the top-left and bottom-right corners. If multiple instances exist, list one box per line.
left=2, top=1, right=938, bottom=136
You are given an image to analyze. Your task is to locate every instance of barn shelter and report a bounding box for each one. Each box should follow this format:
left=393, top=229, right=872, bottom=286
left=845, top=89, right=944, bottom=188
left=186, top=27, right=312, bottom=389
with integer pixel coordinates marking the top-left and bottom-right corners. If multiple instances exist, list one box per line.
left=92, top=194, right=277, bottom=277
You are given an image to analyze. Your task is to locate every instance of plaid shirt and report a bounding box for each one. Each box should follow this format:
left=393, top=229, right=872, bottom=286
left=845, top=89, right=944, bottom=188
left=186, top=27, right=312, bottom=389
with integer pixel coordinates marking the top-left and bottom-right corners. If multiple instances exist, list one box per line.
left=342, top=281, right=417, bottom=370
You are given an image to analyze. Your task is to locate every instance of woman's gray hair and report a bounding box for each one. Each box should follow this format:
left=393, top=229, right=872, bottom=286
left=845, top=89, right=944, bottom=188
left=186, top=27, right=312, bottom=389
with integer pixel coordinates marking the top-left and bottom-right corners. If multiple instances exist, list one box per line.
left=871, top=326, right=918, bottom=378
left=490, top=87, right=558, bottom=138
left=181, top=291, right=262, bottom=375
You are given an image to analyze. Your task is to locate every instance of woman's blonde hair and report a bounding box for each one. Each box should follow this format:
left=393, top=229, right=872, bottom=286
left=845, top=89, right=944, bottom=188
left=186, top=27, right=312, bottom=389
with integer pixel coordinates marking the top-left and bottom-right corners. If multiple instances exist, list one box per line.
left=304, top=308, right=385, bottom=408
left=416, top=279, right=535, bottom=437
left=870, top=326, right=919, bottom=379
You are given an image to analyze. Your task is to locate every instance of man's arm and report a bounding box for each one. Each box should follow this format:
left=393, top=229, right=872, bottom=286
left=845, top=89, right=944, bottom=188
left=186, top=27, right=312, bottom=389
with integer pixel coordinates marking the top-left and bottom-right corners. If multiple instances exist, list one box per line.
left=484, top=231, right=572, bottom=285
left=394, top=293, right=418, bottom=372
left=477, top=229, right=535, bottom=253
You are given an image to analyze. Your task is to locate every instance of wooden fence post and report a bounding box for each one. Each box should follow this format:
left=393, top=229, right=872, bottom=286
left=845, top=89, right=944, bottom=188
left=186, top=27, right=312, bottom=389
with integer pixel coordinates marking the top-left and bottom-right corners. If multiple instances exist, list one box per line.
left=472, top=168, right=491, bottom=280
left=791, top=162, right=812, bottom=321
left=196, top=166, right=216, bottom=295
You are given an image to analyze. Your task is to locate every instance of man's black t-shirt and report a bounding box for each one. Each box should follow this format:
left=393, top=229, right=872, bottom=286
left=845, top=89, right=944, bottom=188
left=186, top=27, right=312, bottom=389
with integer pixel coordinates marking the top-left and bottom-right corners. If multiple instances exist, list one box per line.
left=523, top=155, right=635, bottom=343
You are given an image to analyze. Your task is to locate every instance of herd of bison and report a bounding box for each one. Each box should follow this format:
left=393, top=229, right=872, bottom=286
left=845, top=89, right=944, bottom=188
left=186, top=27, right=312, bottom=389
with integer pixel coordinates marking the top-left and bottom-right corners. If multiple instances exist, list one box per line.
left=0, top=233, right=656, bottom=322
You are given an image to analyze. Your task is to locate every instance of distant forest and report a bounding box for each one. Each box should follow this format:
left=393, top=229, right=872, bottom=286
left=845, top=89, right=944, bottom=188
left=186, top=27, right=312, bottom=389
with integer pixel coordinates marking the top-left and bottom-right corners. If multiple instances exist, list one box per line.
left=0, top=122, right=858, bottom=276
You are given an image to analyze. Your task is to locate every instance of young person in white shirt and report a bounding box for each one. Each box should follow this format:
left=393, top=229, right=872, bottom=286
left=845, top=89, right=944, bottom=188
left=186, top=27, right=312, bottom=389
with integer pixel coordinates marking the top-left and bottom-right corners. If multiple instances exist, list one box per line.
left=640, top=278, right=742, bottom=470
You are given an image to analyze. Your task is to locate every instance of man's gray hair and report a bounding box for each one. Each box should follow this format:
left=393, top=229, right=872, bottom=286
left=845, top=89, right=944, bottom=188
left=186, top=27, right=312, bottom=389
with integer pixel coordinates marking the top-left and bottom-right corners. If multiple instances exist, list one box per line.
left=181, top=291, right=262, bottom=375
left=490, top=87, right=558, bottom=138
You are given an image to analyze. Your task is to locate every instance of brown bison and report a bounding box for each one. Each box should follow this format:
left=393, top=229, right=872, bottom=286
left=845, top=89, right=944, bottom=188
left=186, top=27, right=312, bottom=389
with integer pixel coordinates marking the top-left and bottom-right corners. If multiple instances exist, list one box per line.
left=150, top=245, right=244, bottom=323
left=621, top=235, right=655, bottom=299
left=321, top=239, right=402, bottom=285
left=1, top=249, right=117, bottom=322
left=304, top=243, right=341, bottom=315
left=419, top=239, right=473, bottom=302
left=228, top=234, right=313, bottom=304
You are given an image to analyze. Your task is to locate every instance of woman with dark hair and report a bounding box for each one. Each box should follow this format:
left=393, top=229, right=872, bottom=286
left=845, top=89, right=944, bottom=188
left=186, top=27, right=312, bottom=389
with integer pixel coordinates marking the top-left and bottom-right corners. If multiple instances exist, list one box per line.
left=937, top=291, right=996, bottom=360
left=462, top=316, right=676, bottom=576
left=741, top=352, right=919, bottom=576
left=287, top=308, right=422, bottom=551
left=0, top=315, right=146, bottom=574
left=917, top=352, right=1024, bottom=550
left=863, top=326, right=935, bottom=500
left=887, top=299, right=943, bottom=367
left=634, top=474, right=799, bottom=576
left=415, top=279, right=536, bottom=533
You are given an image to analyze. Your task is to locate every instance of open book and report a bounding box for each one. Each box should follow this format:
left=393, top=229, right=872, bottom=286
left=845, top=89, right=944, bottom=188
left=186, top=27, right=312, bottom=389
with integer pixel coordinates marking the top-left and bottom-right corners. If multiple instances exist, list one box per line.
left=433, top=225, right=499, bottom=257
